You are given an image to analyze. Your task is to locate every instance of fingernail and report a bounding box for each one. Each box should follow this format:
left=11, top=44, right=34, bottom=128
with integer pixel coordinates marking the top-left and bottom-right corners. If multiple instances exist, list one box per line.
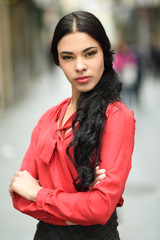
left=99, top=169, right=106, bottom=173
left=100, top=174, right=106, bottom=179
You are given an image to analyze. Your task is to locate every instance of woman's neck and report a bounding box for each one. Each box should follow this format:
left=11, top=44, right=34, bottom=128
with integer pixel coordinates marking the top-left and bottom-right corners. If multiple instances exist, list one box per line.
left=70, top=89, right=81, bottom=110
left=69, top=97, right=77, bottom=110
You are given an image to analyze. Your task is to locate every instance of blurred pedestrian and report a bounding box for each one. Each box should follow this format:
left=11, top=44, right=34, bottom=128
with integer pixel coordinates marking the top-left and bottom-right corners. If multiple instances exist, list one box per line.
left=9, top=11, right=135, bottom=240
left=114, top=37, right=139, bottom=107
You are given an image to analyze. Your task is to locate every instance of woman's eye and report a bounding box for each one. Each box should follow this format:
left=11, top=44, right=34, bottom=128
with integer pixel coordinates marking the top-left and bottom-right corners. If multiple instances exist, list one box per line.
left=62, top=56, right=73, bottom=60
left=86, top=51, right=97, bottom=57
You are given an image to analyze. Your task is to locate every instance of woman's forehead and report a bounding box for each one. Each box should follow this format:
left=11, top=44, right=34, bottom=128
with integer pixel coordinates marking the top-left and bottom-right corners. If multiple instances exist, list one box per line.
left=57, top=32, right=101, bottom=53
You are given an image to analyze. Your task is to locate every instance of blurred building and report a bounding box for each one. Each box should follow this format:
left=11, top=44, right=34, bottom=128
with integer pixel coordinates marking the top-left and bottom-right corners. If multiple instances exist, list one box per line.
left=0, top=0, right=61, bottom=111
left=0, top=1, right=13, bottom=110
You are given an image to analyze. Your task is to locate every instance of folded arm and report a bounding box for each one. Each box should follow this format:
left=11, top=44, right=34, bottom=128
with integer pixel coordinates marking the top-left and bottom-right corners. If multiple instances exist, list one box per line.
left=10, top=103, right=135, bottom=226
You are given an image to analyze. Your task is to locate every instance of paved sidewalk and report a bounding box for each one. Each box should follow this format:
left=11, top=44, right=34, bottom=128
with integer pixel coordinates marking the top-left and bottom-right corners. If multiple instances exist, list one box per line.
left=0, top=68, right=160, bottom=239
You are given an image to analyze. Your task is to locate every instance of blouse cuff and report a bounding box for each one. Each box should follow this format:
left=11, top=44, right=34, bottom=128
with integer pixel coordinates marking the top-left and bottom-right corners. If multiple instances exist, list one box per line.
left=36, top=188, right=51, bottom=210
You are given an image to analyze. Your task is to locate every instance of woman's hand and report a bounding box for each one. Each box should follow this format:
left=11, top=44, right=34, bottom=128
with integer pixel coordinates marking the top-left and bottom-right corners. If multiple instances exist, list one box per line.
left=89, top=166, right=106, bottom=189
left=9, top=170, right=42, bottom=202
left=66, top=166, right=106, bottom=225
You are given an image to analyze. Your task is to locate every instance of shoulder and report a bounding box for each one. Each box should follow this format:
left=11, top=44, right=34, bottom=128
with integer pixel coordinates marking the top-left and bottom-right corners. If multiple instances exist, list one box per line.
left=105, top=101, right=135, bottom=133
left=106, top=101, right=135, bottom=119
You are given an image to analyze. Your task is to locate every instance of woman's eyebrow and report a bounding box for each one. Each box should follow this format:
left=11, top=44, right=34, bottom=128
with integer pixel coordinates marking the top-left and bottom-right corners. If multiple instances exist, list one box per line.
left=60, top=47, right=97, bottom=55
left=82, top=47, right=97, bottom=53
left=60, top=51, right=73, bottom=55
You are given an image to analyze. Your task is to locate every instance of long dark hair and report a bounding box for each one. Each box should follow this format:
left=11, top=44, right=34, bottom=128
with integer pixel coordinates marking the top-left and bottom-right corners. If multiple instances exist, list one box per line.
left=51, top=11, right=122, bottom=192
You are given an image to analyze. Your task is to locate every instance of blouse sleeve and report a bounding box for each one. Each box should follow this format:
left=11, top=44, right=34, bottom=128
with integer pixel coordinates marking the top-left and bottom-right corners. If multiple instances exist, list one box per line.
left=12, top=112, right=66, bottom=225
left=34, top=103, right=135, bottom=226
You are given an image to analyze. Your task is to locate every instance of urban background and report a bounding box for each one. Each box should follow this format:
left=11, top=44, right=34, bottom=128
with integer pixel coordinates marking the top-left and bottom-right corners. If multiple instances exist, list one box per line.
left=0, top=0, right=160, bottom=239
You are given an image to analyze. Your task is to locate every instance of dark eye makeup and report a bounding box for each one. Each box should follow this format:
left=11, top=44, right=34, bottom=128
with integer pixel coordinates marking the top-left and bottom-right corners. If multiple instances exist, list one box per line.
left=61, top=55, right=73, bottom=60
left=60, top=49, right=98, bottom=61
left=85, top=50, right=97, bottom=57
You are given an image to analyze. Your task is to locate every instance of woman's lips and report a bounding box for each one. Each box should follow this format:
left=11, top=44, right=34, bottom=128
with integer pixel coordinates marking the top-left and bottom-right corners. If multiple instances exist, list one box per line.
left=75, top=76, right=90, bottom=83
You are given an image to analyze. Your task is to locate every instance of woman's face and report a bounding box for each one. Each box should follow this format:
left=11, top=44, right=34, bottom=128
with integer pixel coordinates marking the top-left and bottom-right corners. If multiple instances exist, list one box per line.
left=57, top=32, right=104, bottom=97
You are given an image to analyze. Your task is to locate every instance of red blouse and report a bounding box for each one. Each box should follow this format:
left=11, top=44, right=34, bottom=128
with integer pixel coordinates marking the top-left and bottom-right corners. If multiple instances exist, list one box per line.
left=12, top=98, right=135, bottom=226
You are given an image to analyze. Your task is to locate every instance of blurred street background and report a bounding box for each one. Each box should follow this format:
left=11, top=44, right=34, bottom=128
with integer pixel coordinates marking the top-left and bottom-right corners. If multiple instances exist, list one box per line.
left=0, top=0, right=160, bottom=239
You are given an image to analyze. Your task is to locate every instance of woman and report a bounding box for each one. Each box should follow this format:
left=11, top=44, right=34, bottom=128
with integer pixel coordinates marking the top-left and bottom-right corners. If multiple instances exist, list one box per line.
left=9, top=11, right=135, bottom=239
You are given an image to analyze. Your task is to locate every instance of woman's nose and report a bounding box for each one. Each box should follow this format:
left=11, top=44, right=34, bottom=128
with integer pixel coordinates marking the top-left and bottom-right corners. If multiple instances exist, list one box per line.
left=74, top=57, right=87, bottom=72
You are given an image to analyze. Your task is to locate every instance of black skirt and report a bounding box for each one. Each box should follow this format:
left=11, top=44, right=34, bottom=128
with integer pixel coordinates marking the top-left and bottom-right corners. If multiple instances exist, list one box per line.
left=34, top=210, right=120, bottom=240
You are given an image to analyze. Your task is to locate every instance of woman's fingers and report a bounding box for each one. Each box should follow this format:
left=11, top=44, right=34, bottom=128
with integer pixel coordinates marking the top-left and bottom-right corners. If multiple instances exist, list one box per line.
left=89, top=166, right=106, bottom=189
left=95, top=166, right=106, bottom=182
left=95, top=166, right=106, bottom=176
left=9, top=172, right=19, bottom=198
left=9, top=186, right=15, bottom=198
